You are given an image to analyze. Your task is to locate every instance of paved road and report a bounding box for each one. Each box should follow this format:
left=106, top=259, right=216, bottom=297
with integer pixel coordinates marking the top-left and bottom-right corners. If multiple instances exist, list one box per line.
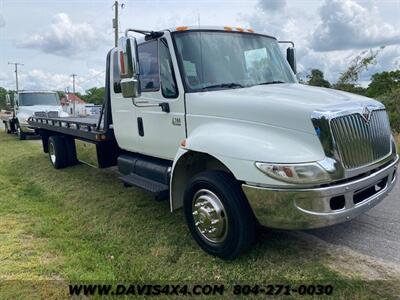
left=308, top=178, right=400, bottom=265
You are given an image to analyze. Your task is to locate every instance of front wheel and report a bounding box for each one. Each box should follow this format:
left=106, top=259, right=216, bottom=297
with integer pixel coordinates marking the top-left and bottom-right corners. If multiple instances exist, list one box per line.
left=17, top=126, right=26, bottom=140
left=184, top=171, right=256, bottom=259
left=4, top=123, right=11, bottom=134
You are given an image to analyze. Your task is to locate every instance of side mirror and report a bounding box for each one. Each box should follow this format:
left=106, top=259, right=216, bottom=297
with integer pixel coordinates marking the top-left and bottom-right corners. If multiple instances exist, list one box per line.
left=5, top=94, right=11, bottom=106
left=118, top=36, right=141, bottom=98
left=286, top=47, right=297, bottom=74
left=14, top=93, right=18, bottom=107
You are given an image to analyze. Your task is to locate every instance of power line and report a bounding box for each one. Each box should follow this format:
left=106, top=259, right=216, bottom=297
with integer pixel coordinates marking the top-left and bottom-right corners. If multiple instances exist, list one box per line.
left=113, top=1, right=119, bottom=47
left=8, top=62, right=24, bottom=92
left=77, top=70, right=105, bottom=85
left=71, top=74, right=77, bottom=116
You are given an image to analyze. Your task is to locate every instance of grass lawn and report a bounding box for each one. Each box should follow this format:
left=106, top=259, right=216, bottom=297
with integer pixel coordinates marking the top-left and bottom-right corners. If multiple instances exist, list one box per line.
left=0, top=132, right=399, bottom=299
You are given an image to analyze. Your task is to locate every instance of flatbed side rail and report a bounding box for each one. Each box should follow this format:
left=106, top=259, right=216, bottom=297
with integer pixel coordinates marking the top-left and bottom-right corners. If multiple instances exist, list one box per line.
left=30, top=116, right=99, bottom=132
left=28, top=116, right=111, bottom=142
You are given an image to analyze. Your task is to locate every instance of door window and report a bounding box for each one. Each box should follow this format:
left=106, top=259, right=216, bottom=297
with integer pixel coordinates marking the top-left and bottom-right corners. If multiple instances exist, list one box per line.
left=138, top=41, right=160, bottom=91
left=159, top=38, right=178, bottom=98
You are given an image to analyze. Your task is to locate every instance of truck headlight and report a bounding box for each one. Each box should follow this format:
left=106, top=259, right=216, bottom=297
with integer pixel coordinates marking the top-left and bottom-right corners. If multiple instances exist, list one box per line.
left=19, top=116, right=29, bottom=124
left=255, top=161, right=331, bottom=184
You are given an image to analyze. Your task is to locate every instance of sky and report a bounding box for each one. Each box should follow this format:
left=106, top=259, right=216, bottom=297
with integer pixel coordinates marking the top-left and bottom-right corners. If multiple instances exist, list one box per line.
left=0, top=0, right=399, bottom=93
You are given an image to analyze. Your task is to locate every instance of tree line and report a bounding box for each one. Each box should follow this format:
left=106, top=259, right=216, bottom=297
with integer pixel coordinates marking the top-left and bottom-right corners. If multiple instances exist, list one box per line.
left=305, top=48, right=400, bottom=132
left=1, top=49, right=399, bottom=132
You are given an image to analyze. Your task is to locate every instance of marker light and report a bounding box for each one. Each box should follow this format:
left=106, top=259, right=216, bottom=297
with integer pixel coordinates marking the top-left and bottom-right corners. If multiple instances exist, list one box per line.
left=119, top=51, right=126, bottom=75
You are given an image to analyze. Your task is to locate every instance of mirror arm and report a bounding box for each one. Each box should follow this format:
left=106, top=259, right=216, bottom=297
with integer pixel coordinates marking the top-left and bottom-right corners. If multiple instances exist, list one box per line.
left=132, top=101, right=170, bottom=113
left=124, top=28, right=164, bottom=39
left=278, top=40, right=295, bottom=47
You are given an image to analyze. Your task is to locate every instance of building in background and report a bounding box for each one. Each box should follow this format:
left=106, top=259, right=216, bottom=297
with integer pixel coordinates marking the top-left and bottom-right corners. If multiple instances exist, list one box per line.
left=60, top=93, right=101, bottom=116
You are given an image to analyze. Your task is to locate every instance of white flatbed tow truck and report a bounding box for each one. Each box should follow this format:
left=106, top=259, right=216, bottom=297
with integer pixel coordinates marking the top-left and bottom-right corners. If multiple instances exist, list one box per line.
left=28, top=26, right=398, bottom=259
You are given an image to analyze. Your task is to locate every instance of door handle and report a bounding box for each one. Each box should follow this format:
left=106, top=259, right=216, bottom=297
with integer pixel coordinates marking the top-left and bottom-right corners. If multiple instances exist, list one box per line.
left=137, top=117, right=144, bottom=136
left=158, top=102, right=170, bottom=113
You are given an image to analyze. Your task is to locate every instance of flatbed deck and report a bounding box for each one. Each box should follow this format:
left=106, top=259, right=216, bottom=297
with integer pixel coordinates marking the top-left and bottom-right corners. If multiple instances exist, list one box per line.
left=28, top=114, right=111, bottom=142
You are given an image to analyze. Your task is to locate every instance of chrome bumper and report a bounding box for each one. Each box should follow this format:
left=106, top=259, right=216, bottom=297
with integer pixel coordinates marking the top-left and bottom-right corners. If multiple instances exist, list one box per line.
left=243, top=156, right=398, bottom=229
left=20, top=123, right=35, bottom=133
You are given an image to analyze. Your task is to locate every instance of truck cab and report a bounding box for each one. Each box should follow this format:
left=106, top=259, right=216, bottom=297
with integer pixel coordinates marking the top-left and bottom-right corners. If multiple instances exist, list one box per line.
left=3, top=90, right=68, bottom=139
left=30, top=26, right=398, bottom=259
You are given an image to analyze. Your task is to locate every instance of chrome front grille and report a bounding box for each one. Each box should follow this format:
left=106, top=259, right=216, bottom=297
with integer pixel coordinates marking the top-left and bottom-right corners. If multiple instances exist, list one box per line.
left=330, top=110, right=391, bottom=169
left=47, top=111, right=59, bottom=118
left=34, top=111, right=46, bottom=117
left=34, top=111, right=59, bottom=118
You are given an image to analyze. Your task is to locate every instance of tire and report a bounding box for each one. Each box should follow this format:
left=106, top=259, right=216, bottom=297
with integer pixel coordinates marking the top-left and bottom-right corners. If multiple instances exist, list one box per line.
left=48, top=136, right=68, bottom=169
left=184, top=171, right=256, bottom=259
left=4, top=123, right=11, bottom=134
left=63, top=136, right=78, bottom=166
left=17, top=126, right=26, bottom=140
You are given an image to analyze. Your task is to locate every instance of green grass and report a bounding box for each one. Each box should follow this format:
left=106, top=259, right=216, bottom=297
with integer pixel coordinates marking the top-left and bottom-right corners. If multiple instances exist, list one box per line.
left=0, top=132, right=399, bottom=299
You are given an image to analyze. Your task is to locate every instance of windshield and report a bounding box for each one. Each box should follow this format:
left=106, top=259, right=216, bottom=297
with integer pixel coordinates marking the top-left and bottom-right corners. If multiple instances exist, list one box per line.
left=173, top=31, right=296, bottom=92
left=19, top=93, right=60, bottom=106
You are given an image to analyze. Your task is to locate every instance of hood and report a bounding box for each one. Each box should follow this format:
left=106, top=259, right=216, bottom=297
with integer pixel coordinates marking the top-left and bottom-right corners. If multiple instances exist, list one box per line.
left=17, top=105, right=68, bottom=121
left=186, top=83, right=383, bottom=134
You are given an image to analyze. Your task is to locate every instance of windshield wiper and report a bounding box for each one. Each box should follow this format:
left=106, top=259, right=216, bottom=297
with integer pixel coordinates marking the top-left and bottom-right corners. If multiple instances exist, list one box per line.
left=258, top=80, right=285, bottom=85
left=200, top=82, right=244, bottom=91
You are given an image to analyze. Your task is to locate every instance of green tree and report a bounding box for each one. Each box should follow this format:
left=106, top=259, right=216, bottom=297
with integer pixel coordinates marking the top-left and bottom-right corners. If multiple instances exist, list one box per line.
left=0, top=88, right=15, bottom=110
left=334, top=47, right=383, bottom=95
left=83, top=87, right=105, bottom=105
left=366, top=70, right=400, bottom=98
left=0, top=87, right=7, bottom=110
left=378, top=87, right=400, bottom=132
left=306, top=69, right=331, bottom=88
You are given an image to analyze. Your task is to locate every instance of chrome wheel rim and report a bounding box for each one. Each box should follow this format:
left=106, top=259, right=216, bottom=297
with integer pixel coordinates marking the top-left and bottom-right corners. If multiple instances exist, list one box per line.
left=49, top=142, right=56, bottom=164
left=192, top=189, right=228, bottom=244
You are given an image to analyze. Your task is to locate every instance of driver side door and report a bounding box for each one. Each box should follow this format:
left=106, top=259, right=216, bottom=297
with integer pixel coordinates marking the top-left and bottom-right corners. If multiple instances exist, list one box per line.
left=133, top=37, right=186, bottom=160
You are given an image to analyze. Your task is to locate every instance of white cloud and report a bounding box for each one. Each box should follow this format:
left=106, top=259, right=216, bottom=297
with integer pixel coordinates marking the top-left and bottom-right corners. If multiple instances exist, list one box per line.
left=1, top=68, right=105, bottom=93
left=18, top=13, right=107, bottom=57
left=241, top=0, right=400, bottom=84
left=258, top=0, right=286, bottom=12
left=311, top=0, right=400, bottom=51
left=0, top=13, right=5, bottom=28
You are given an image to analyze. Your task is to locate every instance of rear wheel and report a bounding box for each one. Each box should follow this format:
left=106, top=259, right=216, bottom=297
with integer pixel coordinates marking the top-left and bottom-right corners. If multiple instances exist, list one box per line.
left=64, top=136, right=78, bottom=166
left=184, top=171, right=256, bottom=259
left=48, top=136, right=68, bottom=169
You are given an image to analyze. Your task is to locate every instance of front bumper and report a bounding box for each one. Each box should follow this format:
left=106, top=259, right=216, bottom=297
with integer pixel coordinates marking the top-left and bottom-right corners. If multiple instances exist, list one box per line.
left=19, top=123, right=35, bottom=134
left=243, top=155, right=398, bottom=229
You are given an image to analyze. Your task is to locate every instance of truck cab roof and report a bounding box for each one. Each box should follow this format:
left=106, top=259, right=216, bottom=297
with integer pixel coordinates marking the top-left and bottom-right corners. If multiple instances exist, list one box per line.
left=18, top=90, right=57, bottom=94
left=131, top=26, right=277, bottom=44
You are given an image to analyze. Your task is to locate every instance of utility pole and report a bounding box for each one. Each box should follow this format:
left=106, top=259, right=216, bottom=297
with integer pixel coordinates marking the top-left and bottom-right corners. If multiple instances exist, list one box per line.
left=113, top=1, right=119, bottom=47
left=8, top=62, right=24, bottom=92
left=71, top=74, right=77, bottom=116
